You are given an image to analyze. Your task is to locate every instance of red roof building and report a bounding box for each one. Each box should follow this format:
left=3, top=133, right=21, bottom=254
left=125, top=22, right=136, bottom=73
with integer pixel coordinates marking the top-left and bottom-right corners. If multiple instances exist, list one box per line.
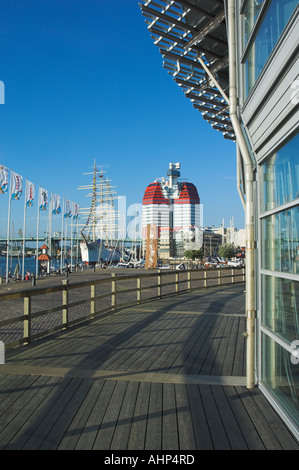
left=142, top=163, right=201, bottom=258
left=38, top=244, right=51, bottom=261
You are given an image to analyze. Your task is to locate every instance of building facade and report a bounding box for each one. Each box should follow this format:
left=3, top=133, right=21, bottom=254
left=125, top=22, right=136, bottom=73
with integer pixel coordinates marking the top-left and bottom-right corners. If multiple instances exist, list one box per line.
left=142, top=163, right=201, bottom=258
left=140, top=0, right=299, bottom=439
left=236, top=0, right=299, bottom=439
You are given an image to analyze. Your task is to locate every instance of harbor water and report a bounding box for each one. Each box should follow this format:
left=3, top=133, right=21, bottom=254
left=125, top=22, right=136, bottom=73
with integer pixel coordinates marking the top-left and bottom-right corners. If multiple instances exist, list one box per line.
left=0, top=256, right=74, bottom=277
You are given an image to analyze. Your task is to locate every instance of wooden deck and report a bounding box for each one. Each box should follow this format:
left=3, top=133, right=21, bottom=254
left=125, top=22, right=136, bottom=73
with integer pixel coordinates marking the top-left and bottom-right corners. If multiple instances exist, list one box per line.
left=0, top=284, right=298, bottom=450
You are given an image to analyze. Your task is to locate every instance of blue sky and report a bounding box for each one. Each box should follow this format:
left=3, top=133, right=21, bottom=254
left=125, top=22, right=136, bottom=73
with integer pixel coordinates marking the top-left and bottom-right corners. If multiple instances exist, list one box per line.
left=0, top=0, right=244, bottom=239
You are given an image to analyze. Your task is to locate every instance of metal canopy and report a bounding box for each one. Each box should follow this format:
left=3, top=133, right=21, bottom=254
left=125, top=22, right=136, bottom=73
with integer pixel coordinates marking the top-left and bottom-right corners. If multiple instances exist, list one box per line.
left=140, top=0, right=235, bottom=141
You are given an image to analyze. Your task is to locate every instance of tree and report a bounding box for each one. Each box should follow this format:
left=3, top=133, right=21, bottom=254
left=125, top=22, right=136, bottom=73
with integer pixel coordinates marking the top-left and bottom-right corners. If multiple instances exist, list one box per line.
left=218, top=243, right=236, bottom=259
left=183, top=248, right=204, bottom=260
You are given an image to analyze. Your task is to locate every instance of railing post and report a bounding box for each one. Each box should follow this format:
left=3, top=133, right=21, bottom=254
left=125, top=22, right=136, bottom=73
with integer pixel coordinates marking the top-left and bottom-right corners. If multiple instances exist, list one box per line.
left=137, top=276, right=141, bottom=304
left=157, top=270, right=162, bottom=299
left=157, top=269, right=162, bottom=299
left=91, top=282, right=96, bottom=318
left=0, top=341, right=4, bottom=364
left=62, top=279, right=69, bottom=329
left=231, top=268, right=234, bottom=284
left=111, top=273, right=116, bottom=309
left=187, top=270, right=191, bottom=292
left=204, top=269, right=207, bottom=288
left=175, top=272, right=179, bottom=294
left=218, top=269, right=221, bottom=286
left=24, top=292, right=31, bottom=344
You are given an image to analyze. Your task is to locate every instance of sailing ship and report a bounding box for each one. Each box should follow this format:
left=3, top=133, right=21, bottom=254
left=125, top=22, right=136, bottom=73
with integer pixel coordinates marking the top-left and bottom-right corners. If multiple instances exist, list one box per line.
left=77, top=162, right=122, bottom=265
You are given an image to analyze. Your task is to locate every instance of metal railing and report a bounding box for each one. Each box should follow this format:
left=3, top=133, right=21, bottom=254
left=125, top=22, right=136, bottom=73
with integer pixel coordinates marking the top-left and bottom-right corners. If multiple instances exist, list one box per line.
left=0, top=267, right=245, bottom=349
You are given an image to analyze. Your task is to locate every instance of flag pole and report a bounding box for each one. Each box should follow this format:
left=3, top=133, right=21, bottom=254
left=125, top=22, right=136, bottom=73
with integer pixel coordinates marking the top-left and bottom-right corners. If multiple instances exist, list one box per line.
left=22, top=179, right=27, bottom=280
left=5, top=171, right=12, bottom=283
left=36, top=186, right=40, bottom=277
left=60, top=197, right=64, bottom=273
left=65, top=208, right=68, bottom=270
left=70, top=202, right=74, bottom=272
left=49, top=194, right=53, bottom=266
left=76, top=216, right=79, bottom=266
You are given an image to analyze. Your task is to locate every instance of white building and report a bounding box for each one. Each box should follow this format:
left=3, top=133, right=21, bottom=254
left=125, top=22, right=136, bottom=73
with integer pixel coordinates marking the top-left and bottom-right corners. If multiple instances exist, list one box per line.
left=142, top=163, right=202, bottom=258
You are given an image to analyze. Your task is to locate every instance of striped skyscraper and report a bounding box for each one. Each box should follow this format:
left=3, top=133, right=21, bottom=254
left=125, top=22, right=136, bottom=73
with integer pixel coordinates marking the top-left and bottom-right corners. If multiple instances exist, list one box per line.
left=142, top=163, right=201, bottom=258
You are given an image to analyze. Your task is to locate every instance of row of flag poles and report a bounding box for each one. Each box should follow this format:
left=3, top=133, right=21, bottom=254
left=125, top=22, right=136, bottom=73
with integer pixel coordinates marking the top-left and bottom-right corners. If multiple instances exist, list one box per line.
left=0, top=164, right=80, bottom=282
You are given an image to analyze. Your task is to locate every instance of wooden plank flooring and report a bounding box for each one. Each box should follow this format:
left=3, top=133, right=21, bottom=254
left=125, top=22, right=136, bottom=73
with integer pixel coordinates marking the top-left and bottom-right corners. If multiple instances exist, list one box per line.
left=0, top=284, right=298, bottom=450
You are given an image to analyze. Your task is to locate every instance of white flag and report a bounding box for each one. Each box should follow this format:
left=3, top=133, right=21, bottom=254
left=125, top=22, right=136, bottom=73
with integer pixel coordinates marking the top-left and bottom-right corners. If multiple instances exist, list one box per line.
left=52, top=193, right=61, bottom=214
left=73, top=202, right=79, bottom=220
left=64, top=199, right=72, bottom=218
left=39, top=187, right=48, bottom=211
left=26, top=180, right=35, bottom=207
left=11, top=171, right=23, bottom=200
left=0, top=164, right=9, bottom=194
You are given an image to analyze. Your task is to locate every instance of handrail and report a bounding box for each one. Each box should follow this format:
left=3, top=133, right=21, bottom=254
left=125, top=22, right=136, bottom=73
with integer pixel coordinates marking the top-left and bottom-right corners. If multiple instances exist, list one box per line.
left=0, top=267, right=245, bottom=349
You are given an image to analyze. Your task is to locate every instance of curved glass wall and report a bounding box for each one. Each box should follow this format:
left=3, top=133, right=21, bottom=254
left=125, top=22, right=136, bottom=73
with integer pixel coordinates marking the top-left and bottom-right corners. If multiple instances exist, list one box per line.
left=259, top=131, right=299, bottom=435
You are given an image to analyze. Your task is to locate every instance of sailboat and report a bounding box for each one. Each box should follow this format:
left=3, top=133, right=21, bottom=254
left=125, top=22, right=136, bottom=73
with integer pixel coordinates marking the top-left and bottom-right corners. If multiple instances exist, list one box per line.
left=77, top=162, right=121, bottom=265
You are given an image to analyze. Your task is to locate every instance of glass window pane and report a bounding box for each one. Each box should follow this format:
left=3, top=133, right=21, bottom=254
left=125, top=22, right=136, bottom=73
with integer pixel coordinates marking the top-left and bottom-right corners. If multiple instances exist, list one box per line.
left=261, top=133, right=299, bottom=212
left=261, top=332, right=299, bottom=430
left=242, top=0, right=265, bottom=47
left=262, top=206, right=299, bottom=274
left=243, top=0, right=297, bottom=97
left=262, top=275, right=299, bottom=344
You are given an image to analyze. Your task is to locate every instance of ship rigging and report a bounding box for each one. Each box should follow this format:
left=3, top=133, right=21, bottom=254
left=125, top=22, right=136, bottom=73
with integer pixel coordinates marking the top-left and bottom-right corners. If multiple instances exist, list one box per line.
left=77, top=161, right=121, bottom=265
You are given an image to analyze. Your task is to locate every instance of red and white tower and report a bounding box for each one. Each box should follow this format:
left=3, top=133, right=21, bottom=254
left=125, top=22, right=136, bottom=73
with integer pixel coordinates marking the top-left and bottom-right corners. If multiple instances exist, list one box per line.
left=142, top=163, right=202, bottom=258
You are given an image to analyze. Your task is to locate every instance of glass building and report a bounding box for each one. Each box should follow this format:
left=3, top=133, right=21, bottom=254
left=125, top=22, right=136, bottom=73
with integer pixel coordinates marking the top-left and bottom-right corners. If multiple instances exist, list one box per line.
left=140, top=0, right=299, bottom=439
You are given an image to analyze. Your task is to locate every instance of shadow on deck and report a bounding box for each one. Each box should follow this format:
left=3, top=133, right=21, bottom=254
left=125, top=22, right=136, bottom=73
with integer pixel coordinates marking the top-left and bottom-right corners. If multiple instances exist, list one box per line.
left=0, top=284, right=297, bottom=450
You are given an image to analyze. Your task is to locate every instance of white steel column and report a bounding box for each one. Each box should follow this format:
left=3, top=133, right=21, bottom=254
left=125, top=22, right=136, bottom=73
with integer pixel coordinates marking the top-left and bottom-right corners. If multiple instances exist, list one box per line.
left=228, top=0, right=256, bottom=389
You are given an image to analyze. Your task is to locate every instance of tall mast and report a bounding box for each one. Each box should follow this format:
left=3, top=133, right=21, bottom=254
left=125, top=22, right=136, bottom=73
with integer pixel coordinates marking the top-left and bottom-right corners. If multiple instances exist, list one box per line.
left=77, top=161, right=118, bottom=242
left=92, top=160, right=97, bottom=242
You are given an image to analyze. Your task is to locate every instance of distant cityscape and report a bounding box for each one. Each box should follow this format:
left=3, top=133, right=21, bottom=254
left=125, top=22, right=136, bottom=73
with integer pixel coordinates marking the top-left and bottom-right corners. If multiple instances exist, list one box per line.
left=0, top=163, right=245, bottom=272
left=142, top=163, right=244, bottom=264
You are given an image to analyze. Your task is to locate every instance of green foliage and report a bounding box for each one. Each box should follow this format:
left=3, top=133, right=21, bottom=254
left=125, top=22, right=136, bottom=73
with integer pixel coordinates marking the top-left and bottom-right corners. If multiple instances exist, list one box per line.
left=183, top=248, right=204, bottom=260
left=218, top=243, right=236, bottom=259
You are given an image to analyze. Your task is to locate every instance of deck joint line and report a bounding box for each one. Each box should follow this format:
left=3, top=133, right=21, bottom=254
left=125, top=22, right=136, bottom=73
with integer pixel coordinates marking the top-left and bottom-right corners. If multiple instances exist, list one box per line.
left=0, top=364, right=246, bottom=386
left=131, top=307, right=245, bottom=317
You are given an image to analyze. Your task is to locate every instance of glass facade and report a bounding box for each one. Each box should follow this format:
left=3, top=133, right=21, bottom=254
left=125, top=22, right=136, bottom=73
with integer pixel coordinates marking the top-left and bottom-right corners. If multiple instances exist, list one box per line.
left=261, top=333, right=299, bottom=426
left=242, top=0, right=265, bottom=47
left=260, top=132, right=299, bottom=433
left=261, top=134, right=299, bottom=211
left=261, top=207, right=299, bottom=274
left=262, top=275, right=299, bottom=343
left=242, top=0, right=298, bottom=97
